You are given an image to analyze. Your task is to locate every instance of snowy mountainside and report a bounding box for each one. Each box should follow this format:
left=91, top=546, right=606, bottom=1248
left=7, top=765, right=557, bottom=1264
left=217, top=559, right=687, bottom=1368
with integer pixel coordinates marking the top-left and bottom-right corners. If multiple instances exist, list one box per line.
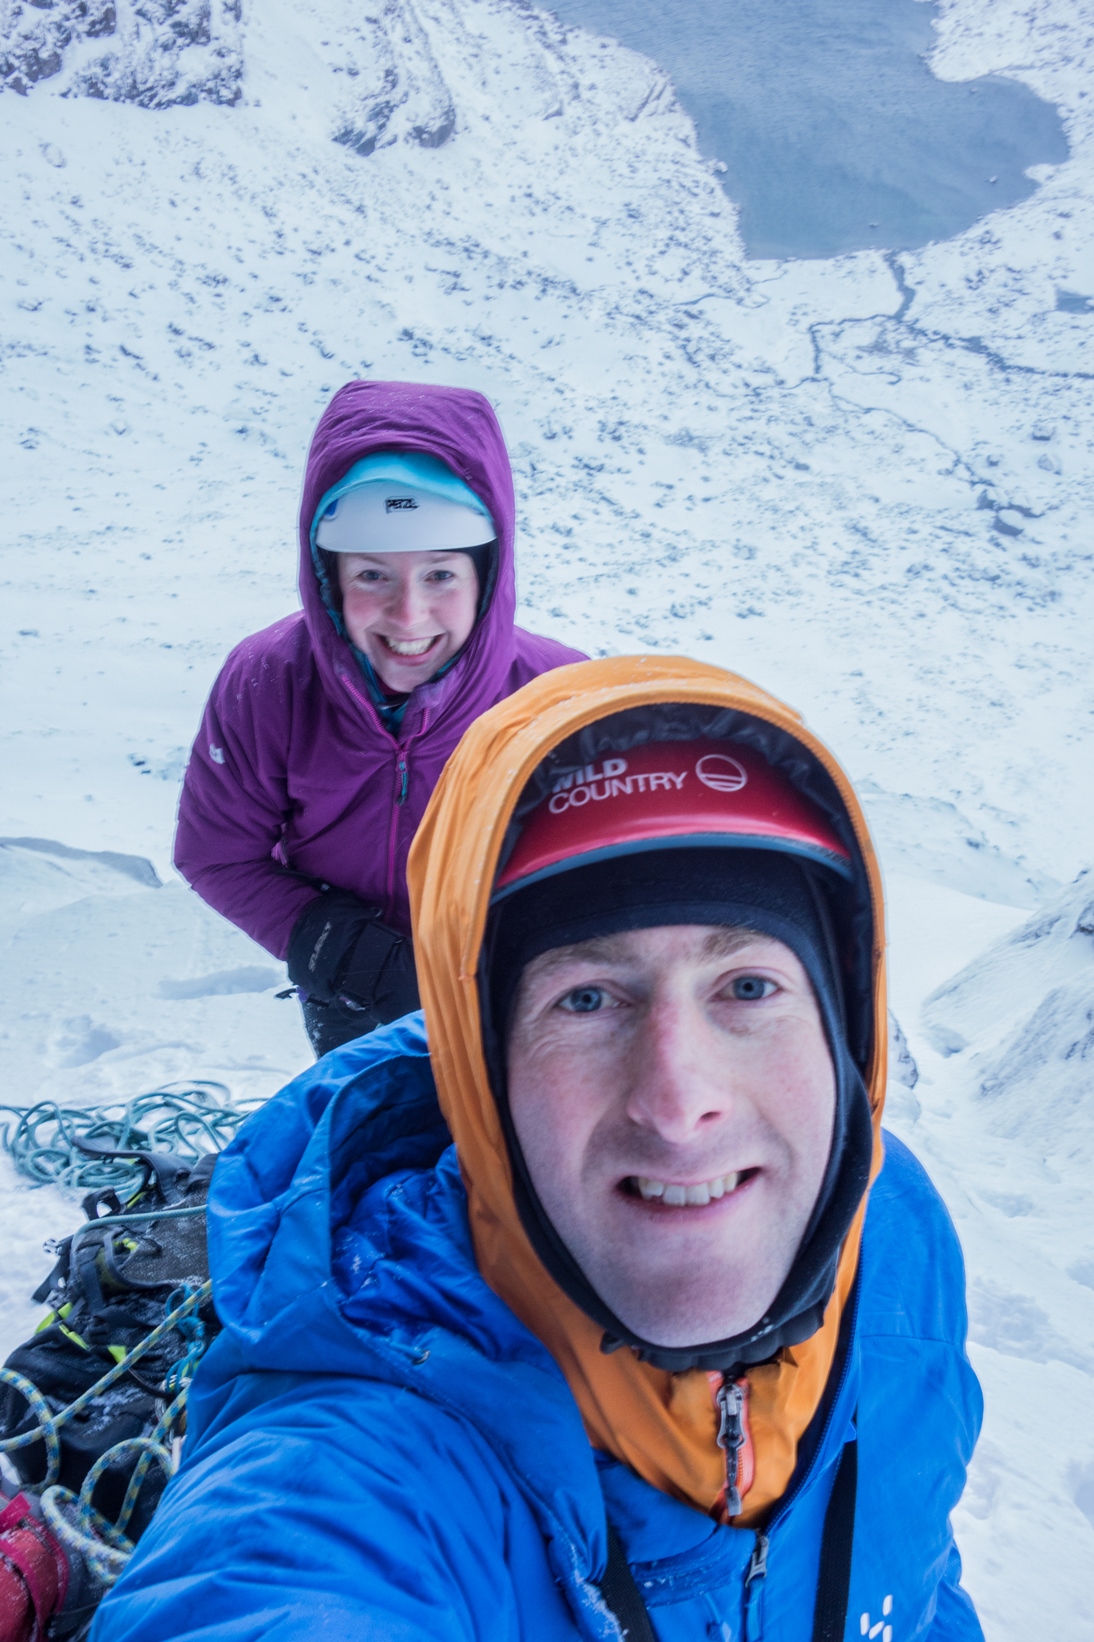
left=2, top=0, right=1092, bottom=880
left=924, top=873, right=1094, bottom=1164
left=881, top=867, right=1094, bottom=1637
left=0, top=0, right=1093, bottom=1632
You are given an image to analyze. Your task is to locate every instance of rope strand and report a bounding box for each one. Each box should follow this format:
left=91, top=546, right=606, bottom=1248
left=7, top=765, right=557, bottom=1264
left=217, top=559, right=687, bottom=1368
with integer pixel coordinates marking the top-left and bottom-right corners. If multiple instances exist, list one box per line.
left=0, top=1083, right=263, bottom=1196
left=0, top=1281, right=212, bottom=1466
left=3, top=1286, right=213, bottom=1584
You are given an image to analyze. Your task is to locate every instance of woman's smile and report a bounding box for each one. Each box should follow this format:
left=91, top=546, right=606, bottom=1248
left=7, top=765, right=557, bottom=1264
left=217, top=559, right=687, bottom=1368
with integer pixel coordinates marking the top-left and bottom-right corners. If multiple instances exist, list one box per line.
left=338, top=549, right=480, bottom=690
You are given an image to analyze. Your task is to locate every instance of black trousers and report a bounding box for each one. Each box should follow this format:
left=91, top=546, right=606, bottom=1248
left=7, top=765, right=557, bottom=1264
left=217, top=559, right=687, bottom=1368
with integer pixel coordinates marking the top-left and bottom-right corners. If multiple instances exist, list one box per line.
left=299, top=995, right=385, bottom=1059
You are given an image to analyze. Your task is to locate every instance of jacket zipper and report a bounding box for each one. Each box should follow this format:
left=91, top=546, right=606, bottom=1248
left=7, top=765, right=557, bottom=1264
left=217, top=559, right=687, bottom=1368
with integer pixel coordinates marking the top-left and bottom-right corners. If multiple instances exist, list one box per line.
left=337, top=665, right=418, bottom=918
left=714, top=1378, right=748, bottom=1517
left=744, top=1533, right=769, bottom=1640
left=337, top=662, right=433, bottom=921
left=740, top=1273, right=863, bottom=1641
left=384, top=753, right=405, bottom=922
left=386, top=730, right=425, bottom=917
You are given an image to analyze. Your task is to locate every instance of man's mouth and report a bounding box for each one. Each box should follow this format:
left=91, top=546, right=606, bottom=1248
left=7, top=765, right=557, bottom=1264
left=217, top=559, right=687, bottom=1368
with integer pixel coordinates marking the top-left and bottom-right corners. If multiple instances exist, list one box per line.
left=626, top=1170, right=756, bottom=1207
left=379, top=635, right=440, bottom=658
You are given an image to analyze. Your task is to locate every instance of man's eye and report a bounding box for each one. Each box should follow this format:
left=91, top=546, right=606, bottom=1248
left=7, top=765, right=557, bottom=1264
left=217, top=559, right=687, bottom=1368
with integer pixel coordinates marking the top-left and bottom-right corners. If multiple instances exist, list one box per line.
left=730, top=975, right=776, bottom=1001
left=558, top=986, right=610, bottom=1014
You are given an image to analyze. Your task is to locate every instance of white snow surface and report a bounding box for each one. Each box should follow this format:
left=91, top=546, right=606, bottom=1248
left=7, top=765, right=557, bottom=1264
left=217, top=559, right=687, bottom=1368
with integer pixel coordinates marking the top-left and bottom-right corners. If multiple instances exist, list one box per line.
left=0, top=0, right=1092, bottom=1633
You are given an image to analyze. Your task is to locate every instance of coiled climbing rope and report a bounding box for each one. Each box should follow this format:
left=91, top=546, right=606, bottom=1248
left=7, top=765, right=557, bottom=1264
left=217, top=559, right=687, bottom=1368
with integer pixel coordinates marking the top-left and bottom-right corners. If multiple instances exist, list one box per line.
left=0, top=1082, right=263, bottom=1196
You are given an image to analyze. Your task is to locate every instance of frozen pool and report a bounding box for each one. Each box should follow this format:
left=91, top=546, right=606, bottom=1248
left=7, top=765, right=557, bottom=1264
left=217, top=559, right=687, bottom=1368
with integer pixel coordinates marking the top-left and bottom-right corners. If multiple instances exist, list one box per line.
left=548, top=0, right=1068, bottom=259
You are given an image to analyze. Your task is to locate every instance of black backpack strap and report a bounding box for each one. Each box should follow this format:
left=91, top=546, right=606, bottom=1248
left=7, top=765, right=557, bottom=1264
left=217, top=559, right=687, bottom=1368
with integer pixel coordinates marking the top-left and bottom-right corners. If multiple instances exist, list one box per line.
left=597, top=1523, right=658, bottom=1642
left=811, top=1421, right=858, bottom=1642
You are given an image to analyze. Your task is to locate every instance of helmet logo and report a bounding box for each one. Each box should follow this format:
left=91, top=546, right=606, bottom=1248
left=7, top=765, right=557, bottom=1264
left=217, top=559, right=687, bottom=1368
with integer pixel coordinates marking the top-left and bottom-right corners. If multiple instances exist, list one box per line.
left=695, top=754, right=748, bottom=793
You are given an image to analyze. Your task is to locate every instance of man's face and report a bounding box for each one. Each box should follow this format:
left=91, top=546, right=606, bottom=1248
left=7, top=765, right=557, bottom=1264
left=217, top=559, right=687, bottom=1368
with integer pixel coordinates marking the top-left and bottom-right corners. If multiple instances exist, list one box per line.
left=506, top=924, right=836, bottom=1347
left=338, top=549, right=479, bottom=693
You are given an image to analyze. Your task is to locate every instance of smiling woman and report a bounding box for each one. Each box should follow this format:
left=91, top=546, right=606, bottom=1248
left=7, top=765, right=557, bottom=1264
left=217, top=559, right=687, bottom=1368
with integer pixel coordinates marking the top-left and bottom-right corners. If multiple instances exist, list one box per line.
left=172, top=379, right=585, bottom=1059
left=311, top=443, right=499, bottom=713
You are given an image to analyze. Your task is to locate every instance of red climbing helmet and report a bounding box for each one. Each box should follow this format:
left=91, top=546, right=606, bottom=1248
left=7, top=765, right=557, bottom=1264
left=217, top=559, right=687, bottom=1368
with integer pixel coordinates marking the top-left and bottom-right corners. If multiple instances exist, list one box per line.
left=493, top=738, right=851, bottom=899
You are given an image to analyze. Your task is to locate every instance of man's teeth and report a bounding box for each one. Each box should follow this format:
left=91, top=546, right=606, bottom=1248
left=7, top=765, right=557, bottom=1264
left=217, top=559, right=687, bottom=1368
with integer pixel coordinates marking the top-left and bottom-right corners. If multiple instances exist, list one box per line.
left=383, top=636, right=436, bottom=656
left=635, top=1173, right=740, bottom=1206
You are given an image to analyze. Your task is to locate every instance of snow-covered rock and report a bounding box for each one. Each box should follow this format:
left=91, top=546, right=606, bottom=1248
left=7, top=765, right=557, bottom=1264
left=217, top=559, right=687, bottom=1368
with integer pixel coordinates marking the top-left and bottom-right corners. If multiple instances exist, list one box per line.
left=330, top=0, right=456, bottom=156
left=0, top=0, right=242, bottom=107
left=923, top=871, right=1094, bottom=1052
left=979, top=977, right=1094, bottom=1167
left=0, top=0, right=117, bottom=96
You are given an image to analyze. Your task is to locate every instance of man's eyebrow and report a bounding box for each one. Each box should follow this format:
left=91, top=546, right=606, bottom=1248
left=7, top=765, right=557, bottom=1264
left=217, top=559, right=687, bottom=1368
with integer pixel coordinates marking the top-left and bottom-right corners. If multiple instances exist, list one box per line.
left=701, top=925, right=762, bottom=959
left=530, top=925, right=763, bottom=975
left=529, top=935, right=636, bottom=974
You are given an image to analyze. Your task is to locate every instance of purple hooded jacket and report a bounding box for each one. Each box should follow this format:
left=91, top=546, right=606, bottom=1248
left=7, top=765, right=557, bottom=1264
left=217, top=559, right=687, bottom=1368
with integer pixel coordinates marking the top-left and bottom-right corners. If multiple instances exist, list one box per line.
left=173, top=381, right=585, bottom=958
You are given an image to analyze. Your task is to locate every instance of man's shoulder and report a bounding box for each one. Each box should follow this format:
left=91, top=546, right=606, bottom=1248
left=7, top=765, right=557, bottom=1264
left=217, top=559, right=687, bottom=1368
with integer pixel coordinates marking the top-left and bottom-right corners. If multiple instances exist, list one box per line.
left=209, top=1016, right=562, bottom=1384
left=858, top=1129, right=970, bottom=1346
left=214, top=1013, right=439, bottom=1215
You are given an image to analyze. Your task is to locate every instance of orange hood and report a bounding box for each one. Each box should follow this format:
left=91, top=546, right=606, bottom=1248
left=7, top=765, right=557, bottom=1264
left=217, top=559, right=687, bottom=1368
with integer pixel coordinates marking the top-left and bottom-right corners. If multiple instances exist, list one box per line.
left=408, top=656, right=887, bottom=1523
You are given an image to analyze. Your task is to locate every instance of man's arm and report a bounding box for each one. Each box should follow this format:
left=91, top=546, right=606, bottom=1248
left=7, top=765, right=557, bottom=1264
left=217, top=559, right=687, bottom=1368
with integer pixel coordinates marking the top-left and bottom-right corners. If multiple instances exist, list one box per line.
left=90, top=1373, right=533, bottom=1642
left=928, top=1545, right=985, bottom=1642
left=857, top=1134, right=986, bottom=1642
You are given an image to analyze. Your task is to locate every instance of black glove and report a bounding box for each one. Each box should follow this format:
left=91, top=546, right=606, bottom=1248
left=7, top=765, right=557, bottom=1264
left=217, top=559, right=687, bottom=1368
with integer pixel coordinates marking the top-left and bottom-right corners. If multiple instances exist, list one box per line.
left=287, top=890, right=420, bottom=1025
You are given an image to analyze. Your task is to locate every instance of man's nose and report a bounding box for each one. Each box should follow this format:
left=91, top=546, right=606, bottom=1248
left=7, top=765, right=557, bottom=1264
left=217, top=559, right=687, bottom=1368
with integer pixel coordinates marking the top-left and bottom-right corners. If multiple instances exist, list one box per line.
left=623, top=996, right=728, bottom=1142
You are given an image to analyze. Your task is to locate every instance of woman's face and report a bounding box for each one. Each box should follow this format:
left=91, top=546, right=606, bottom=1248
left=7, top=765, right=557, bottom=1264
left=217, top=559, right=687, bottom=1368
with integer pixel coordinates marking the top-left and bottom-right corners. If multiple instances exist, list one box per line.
left=337, top=550, right=479, bottom=693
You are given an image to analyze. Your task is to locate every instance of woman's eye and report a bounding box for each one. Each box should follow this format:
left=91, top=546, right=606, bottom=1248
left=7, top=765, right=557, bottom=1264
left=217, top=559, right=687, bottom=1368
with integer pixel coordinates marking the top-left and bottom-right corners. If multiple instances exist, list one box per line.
left=558, top=986, right=610, bottom=1014
left=730, top=975, right=776, bottom=1001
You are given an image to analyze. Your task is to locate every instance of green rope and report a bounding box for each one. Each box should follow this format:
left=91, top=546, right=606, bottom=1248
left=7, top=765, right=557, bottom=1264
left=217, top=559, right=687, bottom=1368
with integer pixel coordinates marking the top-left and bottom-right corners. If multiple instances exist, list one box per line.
left=4, top=1286, right=213, bottom=1584
left=0, top=1083, right=263, bottom=1196
left=0, top=1281, right=212, bottom=1474
left=108, top=1391, right=187, bottom=1536
left=41, top=1485, right=136, bottom=1586
left=41, top=1410, right=181, bottom=1587
left=0, top=1369, right=61, bottom=1488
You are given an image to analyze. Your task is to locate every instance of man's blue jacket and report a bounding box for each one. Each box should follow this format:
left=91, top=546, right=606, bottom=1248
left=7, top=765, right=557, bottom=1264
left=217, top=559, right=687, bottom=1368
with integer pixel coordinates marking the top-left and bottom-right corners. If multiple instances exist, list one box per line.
left=92, top=1016, right=984, bottom=1642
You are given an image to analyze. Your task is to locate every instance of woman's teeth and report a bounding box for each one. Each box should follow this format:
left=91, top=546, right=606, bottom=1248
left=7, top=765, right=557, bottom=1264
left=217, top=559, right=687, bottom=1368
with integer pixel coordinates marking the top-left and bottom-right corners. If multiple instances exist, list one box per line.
left=382, top=636, right=436, bottom=657
left=634, top=1173, right=741, bottom=1207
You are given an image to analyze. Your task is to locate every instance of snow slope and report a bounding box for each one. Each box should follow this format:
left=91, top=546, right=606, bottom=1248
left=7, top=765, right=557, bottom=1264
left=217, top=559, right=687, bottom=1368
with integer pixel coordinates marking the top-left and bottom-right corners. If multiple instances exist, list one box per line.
left=1, top=0, right=1092, bottom=1633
